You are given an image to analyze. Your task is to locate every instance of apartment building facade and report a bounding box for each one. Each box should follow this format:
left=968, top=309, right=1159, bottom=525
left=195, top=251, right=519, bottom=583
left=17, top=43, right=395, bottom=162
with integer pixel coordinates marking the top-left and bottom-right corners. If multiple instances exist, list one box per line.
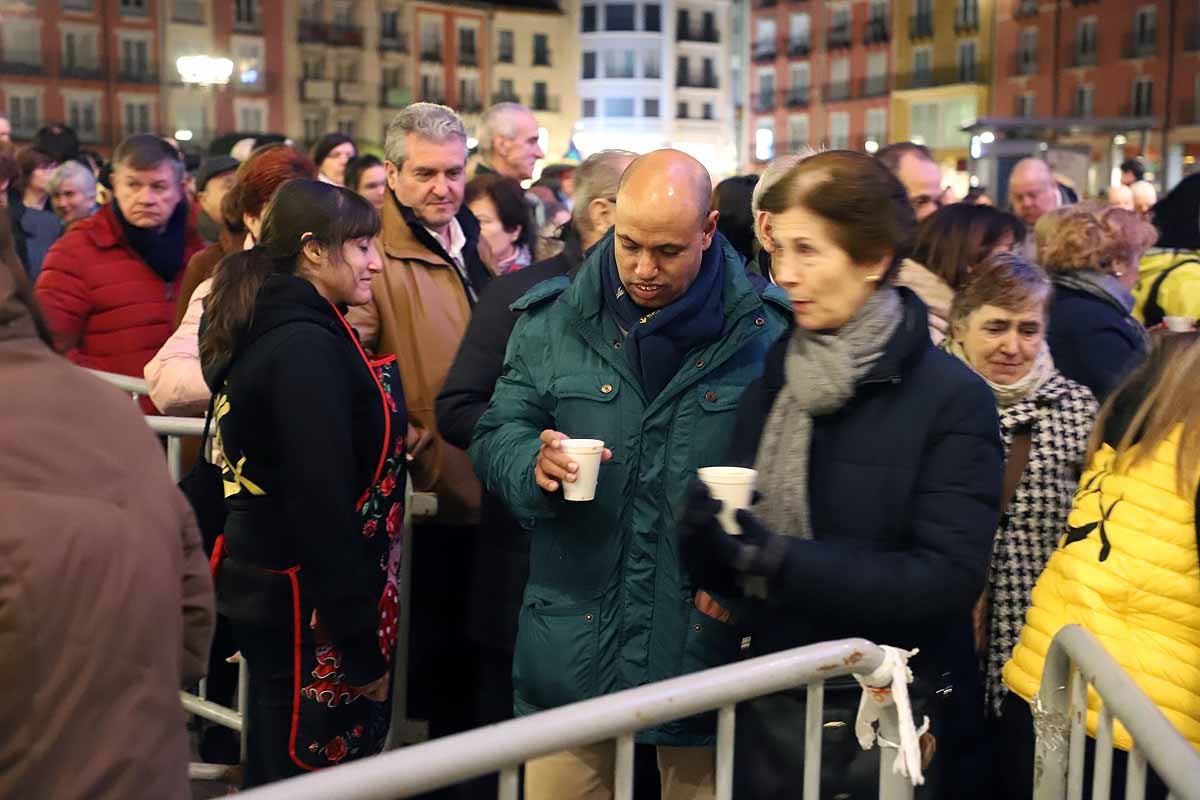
left=747, top=0, right=893, bottom=169
left=572, top=0, right=739, bottom=177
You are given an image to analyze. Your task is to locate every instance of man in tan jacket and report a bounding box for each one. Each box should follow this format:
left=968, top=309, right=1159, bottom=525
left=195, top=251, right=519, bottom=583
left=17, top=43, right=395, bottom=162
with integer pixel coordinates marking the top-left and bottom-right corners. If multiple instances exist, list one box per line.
left=348, top=102, right=494, bottom=526
left=346, top=102, right=494, bottom=745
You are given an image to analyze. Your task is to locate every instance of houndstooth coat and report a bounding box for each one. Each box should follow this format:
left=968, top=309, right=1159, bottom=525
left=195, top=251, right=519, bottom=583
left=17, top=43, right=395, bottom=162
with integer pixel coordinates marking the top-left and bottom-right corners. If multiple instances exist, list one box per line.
left=986, top=370, right=1098, bottom=716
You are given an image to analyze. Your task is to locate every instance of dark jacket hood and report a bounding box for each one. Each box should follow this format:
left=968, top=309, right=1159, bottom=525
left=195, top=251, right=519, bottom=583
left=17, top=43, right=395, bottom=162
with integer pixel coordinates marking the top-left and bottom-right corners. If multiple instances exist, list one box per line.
left=1152, top=172, right=1200, bottom=250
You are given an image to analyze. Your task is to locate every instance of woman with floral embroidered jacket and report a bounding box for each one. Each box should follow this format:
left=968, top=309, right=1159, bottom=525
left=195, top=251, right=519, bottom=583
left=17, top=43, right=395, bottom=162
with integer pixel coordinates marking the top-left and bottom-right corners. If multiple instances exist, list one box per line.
left=199, top=179, right=408, bottom=786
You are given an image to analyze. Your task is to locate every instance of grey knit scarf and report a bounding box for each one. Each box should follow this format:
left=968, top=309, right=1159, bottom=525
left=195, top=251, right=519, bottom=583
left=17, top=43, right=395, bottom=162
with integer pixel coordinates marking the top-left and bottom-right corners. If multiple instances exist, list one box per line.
left=754, top=287, right=903, bottom=538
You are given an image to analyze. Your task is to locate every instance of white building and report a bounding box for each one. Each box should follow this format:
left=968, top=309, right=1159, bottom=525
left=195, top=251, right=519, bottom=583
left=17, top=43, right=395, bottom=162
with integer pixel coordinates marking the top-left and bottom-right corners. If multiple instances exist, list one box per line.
left=571, top=0, right=739, bottom=178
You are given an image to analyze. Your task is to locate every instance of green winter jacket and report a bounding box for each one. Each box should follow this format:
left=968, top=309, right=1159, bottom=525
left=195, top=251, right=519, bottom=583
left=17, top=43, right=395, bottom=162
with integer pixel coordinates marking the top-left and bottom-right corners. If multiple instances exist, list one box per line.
left=470, top=234, right=790, bottom=745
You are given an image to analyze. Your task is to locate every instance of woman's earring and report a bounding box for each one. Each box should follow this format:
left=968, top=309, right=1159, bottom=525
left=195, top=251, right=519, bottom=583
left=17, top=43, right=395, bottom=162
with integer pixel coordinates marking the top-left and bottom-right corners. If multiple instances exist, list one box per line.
left=865, top=274, right=882, bottom=283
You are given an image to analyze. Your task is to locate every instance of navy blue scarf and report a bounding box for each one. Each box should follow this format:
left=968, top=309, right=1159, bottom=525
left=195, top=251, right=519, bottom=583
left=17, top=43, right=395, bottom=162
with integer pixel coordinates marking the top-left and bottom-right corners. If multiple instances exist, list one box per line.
left=113, top=198, right=190, bottom=283
left=600, top=234, right=726, bottom=400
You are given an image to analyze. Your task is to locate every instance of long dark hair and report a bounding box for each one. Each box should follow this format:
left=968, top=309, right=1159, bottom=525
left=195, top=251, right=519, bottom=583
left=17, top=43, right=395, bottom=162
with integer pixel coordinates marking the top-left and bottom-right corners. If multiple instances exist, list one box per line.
left=199, top=179, right=380, bottom=370
left=911, top=203, right=1025, bottom=290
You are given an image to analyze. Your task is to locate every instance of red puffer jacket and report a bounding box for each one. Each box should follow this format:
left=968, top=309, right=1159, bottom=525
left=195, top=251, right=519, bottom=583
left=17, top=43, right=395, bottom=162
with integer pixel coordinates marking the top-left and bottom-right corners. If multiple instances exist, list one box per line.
left=35, top=203, right=204, bottom=409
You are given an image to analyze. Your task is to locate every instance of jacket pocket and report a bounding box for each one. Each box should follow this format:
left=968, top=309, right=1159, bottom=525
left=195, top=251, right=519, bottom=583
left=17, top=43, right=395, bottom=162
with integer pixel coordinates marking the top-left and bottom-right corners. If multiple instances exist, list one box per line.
left=687, top=382, right=746, bottom=469
left=552, top=375, right=623, bottom=463
left=680, top=604, right=743, bottom=675
left=513, top=601, right=599, bottom=710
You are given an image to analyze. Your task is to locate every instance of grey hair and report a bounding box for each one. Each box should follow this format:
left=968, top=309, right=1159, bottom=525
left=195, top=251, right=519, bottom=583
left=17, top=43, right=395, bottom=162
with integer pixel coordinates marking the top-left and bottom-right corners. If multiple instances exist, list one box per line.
left=476, top=102, right=532, bottom=156
left=384, top=103, right=467, bottom=168
left=572, top=149, right=637, bottom=235
left=48, top=160, right=97, bottom=198
left=752, top=148, right=817, bottom=216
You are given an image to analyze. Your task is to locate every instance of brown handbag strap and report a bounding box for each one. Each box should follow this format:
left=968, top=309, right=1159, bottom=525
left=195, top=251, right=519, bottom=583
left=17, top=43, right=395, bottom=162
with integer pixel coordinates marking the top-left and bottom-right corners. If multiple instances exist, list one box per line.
left=1001, top=427, right=1033, bottom=514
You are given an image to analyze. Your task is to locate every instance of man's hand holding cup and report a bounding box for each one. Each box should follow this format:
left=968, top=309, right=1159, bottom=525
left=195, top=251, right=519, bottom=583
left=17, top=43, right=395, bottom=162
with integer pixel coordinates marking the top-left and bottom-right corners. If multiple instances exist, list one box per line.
left=535, top=429, right=613, bottom=501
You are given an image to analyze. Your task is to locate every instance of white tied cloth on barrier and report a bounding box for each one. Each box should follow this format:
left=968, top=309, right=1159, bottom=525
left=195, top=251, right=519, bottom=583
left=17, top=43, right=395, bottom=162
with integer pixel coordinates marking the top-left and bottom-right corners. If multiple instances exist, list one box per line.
left=853, top=645, right=929, bottom=787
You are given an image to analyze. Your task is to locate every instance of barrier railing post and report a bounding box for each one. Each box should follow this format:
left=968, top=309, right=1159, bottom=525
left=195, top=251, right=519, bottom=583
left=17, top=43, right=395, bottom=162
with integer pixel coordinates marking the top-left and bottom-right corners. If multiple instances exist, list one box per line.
left=877, top=703, right=916, bottom=800
left=803, top=680, right=824, bottom=800
left=614, top=732, right=634, bottom=800
left=715, top=704, right=735, bottom=800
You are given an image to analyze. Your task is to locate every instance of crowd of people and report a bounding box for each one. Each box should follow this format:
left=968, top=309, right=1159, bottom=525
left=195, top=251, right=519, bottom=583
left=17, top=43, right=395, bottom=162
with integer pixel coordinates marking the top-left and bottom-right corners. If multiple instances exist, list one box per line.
left=1, top=102, right=1198, bottom=800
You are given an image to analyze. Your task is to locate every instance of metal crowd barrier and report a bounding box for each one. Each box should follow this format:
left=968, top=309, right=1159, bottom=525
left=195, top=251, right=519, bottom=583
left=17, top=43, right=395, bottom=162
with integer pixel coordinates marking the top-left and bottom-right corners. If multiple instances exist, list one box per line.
left=235, top=637, right=915, bottom=800
left=1034, top=625, right=1200, bottom=800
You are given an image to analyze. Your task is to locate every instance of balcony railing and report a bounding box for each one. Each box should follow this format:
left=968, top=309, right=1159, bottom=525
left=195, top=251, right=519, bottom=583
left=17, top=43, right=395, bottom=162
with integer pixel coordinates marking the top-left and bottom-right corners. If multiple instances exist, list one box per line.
left=860, top=76, right=889, bottom=98
left=824, top=81, right=851, bottom=102
left=954, top=10, right=980, bottom=34
left=459, top=50, right=479, bottom=66
left=1072, top=46, right=1098, bottom=68
left=61, top=62, right=105, bottom=80
left=298, top=18, right=325, bottom=42
left=233, top=14, right=261, bottom=33
left=787, top=38, right=810, bottom=57
left=335, top=80, right=367, bottom=105
left=0, top=59, right=44, bottom=76
left=753, top=0, right=777, bottom=7
left=60, top=0, right=95, bottom=10
left=678, top=27, right=719, bottom=43
left=752, top=41, right=777, bottom=62
left=381, top=86, right=412, bottom=108
left=1013, top=0, right=1040, bottom=19
left=826, top=28, right=852, bottom=50
left=380, top=34, right=408, bottom=53
left=117, top=65, right=158, bottom=83
left=1124, top=32, right=1157, bottom=59
left=754, top=90, right=776, bottom=112
left=786, top=88, right=810, bottom=107
left=897, top=64, right=990, bottom=90
left=863, top=19, right=890, bottom=45
left=329, top=24, right=364, bottom=47
left=1013, top=53, right=1038, bottom=76
left=533, top=50, right=552, bottom=66
left=172, top=0, right=204, bottom=23
left=909, top=14, right=934, bottom=39
left=301, top=78, right=335, bottom=102
left=1124, top=101, right=1155, bottom=118
left=460, top=97, right=483, bottom=113
left=420, top=48, right=443, bottom=63
left=531, top=95, right=560, bottom=112
left=491, top=90, right=520, bottom=104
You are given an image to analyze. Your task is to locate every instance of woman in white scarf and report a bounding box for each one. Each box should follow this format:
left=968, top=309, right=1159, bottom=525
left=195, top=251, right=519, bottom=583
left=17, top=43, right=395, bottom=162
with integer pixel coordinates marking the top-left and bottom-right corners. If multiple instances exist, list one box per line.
left=944, top=252, right=1097, bottom=736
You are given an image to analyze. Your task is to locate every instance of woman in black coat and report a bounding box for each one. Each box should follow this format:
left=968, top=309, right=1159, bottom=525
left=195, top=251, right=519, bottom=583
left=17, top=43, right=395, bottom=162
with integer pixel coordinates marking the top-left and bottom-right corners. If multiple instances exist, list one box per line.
left=199, top=179, right=408, bottom=786
left=679, top=152, right=1003, bottom=799
left=1036, top=201, right=1158, bottom=401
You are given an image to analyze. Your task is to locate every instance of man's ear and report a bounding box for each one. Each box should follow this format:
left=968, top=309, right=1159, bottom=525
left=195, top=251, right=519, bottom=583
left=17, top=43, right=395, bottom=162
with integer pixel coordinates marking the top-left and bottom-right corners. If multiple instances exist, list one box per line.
left=700, top=209, right=719, bottom=249
left=754, top=210, right=773, bottom=253
left=385, top=160, right=401, bottom=194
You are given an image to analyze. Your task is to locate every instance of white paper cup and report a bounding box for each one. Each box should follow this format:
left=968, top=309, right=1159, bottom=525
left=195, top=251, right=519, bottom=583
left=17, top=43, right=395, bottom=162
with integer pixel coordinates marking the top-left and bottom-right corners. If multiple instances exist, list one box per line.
left=560, top=439, right=605, bottom=502
left=698, top=467, right=758, bottom=535
left=1163, top=316, right=1196, bottom=332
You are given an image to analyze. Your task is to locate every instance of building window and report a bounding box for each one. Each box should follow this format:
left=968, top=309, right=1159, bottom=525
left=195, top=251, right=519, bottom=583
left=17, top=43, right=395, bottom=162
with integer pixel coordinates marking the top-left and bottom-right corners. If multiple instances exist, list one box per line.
left=1019, top=28, right=1037, bottom=74
left=583, top=98, right=597, bottom=117
left=62, top=29, right=99, bottom=74
left=1017, top=92, right=1035, bottom=118
left=66, top=96, right=99, bottom=140
left=644, top=3, right=661, bottom=32
left=235, top=39, right=264, bottom=87
left=582, top=51, right=597, bottom=79
left=335, top=59, right=358, bottom=82
left=677, top=55, right=690, bottom=85
left=459, top=77, right=481, bottom=110
left=677, top=101, right=689, bottom=119
left=702, top=102, right=713, bottom=120
left=1074, top=84, right=1094, bottom=117
left=337, top=118, right=356, bottom=137
left=702, top=57, right=716, bottom=87
left=914, top=46, right=932, bottom=87
left=644, top=50, right=661, bottom=79
left=789, top=13, right=810, bottom=54
left=1076, top=18, right=1097, bottom=65
left=756, top=69, right=775, bottom=110
left=957, top=39, right=977, bottom=83
left=497, top=78, right=516, bottom=102
left=643, top=97, right=659, bottom=117
left=173, top=0, right=204, bottom=23
left=755, top=120, right=775, bottom=161
left=955, top=0, right=979, bottom=31
left=2, top=20, right=40, bottom=67
left=304, top=114, right=324, bottom=143
left=582, top=4, right=597, bottom=32
left=1133, top=7, right=1157, bottom=52
left=237, top=102, right=266, bottom=132
left=498, top=30, right=514, bottom=63
left=790, top=62, right=810, bottom=96
left=119, top=36, right=151, bottom=80
left=605, top=4, right=636, bottom=32
left=383, top=66, right=405, bottom=89
left=787, top=115, right=809, bottom=151
left=121, top=100, right=152, bottom=135
left=829, top=5, right=851, bottom=47
left=1133, top=76, right=1153, bottom=116
left=604, top=97, right=635, bottom=117
left=7, top=93, right=40, bottom=138
left=119, top=0, right=147, bottom=17
left=866, top=52, right=887, bottom=95
left=866, top=107, right=887, bottom=145
left=332, top=0, right=355, bottom=26
left=302, top=55, right=325, bottom=80
left=828, top=111, right=849, bottom=150
left=235, top=0, right=259, bottom=28
left=533, top=34, right=550, bottom=66
left=420, top=20, right=442, bottom=61
left=605, top=49, right=636, bottom=78
left=532, top=81, right=548, bottom=110
left=459, top=28, right=478, bottom=66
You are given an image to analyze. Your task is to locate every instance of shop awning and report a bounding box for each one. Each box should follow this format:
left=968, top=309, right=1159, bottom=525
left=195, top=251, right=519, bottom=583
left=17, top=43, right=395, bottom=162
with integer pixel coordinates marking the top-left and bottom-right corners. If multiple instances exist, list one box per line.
left=962, top=116, right=1163, bottom=135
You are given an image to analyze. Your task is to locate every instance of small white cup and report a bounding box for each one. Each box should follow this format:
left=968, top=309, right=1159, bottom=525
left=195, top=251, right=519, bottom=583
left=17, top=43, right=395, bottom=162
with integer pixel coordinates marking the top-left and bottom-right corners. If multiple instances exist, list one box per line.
left=1163, top=316, right=1196, bottom=332
left=697, top=467, right=758, bottom=535
left=560, top=439, right=605, bottom=502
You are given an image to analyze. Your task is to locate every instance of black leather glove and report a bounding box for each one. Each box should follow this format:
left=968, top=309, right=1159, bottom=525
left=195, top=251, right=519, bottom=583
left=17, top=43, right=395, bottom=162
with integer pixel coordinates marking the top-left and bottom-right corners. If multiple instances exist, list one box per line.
left=679, top=480, right=787, bottom=597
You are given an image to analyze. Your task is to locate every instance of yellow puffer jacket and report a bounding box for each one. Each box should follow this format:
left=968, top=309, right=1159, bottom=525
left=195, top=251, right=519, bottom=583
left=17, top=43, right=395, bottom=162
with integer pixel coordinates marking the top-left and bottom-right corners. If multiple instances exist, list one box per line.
left=1002, top=429, right=1200, bottom=751
left=1134, top=249, right=1200, bottom=324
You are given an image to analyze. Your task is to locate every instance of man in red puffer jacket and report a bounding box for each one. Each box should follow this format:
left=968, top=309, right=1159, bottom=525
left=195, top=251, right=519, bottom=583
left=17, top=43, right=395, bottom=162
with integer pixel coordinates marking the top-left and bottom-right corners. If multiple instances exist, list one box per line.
left=35, top=135, right=203, bottom=411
